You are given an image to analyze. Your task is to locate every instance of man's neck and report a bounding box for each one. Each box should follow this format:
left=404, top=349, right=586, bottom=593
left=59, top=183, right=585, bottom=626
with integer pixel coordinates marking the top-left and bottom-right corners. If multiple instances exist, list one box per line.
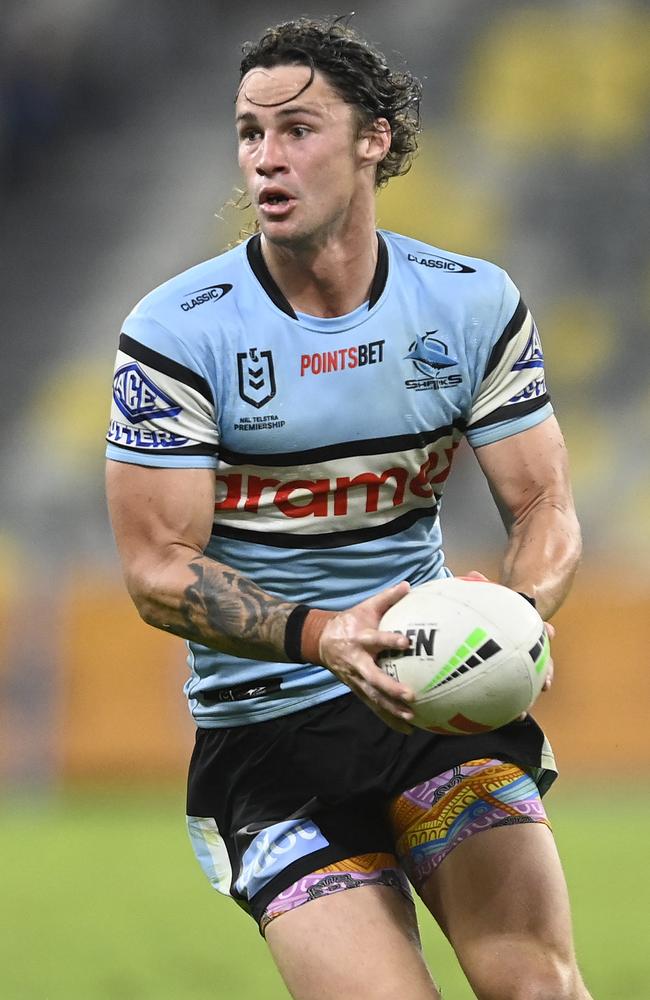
left=260, top=220, right=379, bottom=319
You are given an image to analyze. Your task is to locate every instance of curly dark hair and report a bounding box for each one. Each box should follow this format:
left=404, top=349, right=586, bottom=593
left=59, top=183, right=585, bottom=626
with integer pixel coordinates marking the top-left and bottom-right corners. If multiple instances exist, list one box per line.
left=238, top=16, right=422, bottom=189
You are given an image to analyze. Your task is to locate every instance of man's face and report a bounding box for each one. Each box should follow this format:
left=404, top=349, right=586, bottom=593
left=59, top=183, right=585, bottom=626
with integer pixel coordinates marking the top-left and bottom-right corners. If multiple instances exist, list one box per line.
left=235, top=64, right=364, bottom=246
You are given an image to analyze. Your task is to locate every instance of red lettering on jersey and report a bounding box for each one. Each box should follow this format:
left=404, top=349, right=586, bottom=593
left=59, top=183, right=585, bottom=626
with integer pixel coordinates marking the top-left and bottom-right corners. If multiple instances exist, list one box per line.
left=431, top=447, right=456, bottom=484
left=410, top=445, right=458, bottom=498
left=214, top=473, right=242, bottom=509
left=274, top=480, right=329, bottom=517
left=213, top=440, right=457, bottom=520
left=410, top=453, right=438, bottom=498
left=244, top=475, right=281, bottom=512
left=299, top=341, right=384, bottom=376
left=333, top=469, right=408, bottom=514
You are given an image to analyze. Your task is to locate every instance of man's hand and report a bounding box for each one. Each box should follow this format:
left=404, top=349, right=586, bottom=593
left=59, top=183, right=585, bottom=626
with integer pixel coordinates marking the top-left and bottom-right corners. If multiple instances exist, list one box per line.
left=318, top=582, right=416, bottom=734
left=541, top=621, right=555, bottom=692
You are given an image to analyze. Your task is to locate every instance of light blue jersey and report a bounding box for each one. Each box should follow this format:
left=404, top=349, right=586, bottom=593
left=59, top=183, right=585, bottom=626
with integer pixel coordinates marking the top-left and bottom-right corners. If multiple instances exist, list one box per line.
left=106, top=230, right=552, bottom=726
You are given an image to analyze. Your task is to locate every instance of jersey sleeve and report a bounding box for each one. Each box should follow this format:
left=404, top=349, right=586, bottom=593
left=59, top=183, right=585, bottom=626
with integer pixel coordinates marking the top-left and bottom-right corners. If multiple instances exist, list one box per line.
left=105, top=315, right=219, bottom=468
left=466, top=275, right=553, bottom=448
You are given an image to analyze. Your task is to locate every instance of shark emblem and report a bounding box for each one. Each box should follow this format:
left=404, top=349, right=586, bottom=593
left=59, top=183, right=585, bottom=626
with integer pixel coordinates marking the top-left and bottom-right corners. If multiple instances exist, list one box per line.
left=405, top=332, right=458, bottom=377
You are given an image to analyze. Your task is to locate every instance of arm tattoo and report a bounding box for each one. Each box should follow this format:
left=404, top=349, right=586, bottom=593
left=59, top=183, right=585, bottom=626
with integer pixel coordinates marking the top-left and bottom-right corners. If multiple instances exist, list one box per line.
left=159, top=557, right=295, bottom=661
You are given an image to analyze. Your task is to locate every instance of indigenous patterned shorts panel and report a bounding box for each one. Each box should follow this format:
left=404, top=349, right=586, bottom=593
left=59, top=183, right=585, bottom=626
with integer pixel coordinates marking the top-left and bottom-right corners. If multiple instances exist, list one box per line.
left=388, top=757, right=550, bottom=893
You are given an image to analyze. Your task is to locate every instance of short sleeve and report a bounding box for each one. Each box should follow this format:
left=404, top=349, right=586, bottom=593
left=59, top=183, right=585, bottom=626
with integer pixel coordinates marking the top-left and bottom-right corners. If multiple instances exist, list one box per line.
left=105, top=317, right=219, bottom=468
left=466, top=279, right=553, bottom=448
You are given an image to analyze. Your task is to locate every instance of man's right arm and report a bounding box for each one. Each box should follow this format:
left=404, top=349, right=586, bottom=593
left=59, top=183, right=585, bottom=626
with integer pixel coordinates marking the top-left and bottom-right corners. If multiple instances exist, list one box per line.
left=106, top=460, right=299, bottom=661
left=105, top=460, right=414, bottom=729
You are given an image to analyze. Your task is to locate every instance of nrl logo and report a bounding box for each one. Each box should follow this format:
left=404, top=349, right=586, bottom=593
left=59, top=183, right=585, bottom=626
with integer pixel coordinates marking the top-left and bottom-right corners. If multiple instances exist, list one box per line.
left=237, top=347, right=277, bottom=408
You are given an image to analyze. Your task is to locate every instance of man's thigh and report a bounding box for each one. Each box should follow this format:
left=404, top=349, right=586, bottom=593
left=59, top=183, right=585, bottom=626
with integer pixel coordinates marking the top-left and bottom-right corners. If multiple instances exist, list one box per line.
left=419, top=822, right=587, bottom=996
left=265, top=882, right=440, bottom=1000
left=389, top=757, right=590, bottom=997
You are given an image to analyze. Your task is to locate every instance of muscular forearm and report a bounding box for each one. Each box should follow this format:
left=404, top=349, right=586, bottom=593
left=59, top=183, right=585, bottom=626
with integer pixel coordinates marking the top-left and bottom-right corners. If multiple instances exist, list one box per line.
left=128, top=548, right=413, bottom=730
left=106, top=462, right=337, bottom=664
left=132, top=551, right=300, bottom=661
left=499, top=500, right=582, bottom=621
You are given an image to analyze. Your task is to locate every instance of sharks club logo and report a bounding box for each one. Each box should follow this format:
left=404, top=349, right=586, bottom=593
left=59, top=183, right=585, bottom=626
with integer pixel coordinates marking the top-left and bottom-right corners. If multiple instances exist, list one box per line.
left=404, top=332, right=463, bottom=391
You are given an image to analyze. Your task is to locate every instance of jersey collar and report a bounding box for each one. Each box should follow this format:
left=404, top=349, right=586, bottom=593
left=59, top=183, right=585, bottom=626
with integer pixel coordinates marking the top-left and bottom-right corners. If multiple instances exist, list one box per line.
left=246, top=232, right=389, bottom=320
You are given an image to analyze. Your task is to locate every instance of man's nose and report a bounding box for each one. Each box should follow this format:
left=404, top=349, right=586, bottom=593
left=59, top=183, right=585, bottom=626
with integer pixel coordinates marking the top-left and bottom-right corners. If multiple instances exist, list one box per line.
left=255, top=132, right=288, bottom=175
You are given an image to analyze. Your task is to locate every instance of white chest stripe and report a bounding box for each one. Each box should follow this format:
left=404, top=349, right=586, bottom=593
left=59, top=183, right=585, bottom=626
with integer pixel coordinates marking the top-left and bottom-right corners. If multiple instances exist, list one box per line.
left=213, top=432, right=462, bottom=536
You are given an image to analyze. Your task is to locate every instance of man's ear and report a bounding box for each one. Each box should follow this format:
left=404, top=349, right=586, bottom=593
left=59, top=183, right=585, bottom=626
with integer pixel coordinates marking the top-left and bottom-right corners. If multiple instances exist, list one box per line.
left=357, top=117, right=392, bottom=168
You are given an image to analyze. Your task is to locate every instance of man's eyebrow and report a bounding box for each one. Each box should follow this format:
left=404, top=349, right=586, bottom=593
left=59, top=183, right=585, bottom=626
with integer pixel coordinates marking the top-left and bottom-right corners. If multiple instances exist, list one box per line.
left=275, top=105, right=322, bottom=118
left=235, top=105, right=323, bottom=124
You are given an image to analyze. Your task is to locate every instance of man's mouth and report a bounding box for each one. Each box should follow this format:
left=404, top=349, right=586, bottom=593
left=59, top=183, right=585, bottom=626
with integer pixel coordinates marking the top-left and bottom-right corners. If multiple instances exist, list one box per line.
left=258, top=189, right=296, bottom=215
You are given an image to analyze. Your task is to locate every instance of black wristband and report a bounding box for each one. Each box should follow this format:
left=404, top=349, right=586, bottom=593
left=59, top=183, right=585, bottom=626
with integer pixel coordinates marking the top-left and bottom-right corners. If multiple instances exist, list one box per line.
left=284, top=603, right=311, bottom=662
left=517, top=592, right=536, bottom=608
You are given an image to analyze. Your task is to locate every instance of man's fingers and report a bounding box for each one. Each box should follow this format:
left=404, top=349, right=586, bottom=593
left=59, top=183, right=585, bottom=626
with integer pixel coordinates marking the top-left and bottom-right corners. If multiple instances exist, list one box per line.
left=542, top=655, right=554, bottom=691
left=458, top=570, right=490, bottom=582
left=542, top=623, right=554, bottom=690
left=362, top=581, right=410, bottom=618
left=363, top=654, right=415, bottom=704
left=353, top=656, right=414, bottom=709
left=365, top=628, right=411, bottom=653
left=357, top=677, right=415, bottom=730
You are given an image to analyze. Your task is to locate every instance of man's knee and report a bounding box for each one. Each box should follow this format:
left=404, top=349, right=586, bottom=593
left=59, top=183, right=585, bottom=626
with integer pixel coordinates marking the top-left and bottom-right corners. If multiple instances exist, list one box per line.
left=468, top=942, right=587, bottom=1000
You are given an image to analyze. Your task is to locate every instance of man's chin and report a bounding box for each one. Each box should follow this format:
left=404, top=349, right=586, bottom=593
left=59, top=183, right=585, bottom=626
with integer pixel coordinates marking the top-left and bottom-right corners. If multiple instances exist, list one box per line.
left=258, top=217, right=303, bottom=245
left=259, top=226, right=316, bottom=253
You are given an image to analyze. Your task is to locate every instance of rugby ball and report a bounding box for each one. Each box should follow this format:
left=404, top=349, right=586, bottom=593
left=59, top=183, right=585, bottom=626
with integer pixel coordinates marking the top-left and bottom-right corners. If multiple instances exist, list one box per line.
left=378, top=578, right=550, bottom=734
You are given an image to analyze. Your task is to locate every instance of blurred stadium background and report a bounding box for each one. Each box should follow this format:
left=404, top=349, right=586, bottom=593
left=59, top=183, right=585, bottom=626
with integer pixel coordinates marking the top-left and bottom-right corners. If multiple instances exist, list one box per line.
left=0, top=1, right=648, bottom=997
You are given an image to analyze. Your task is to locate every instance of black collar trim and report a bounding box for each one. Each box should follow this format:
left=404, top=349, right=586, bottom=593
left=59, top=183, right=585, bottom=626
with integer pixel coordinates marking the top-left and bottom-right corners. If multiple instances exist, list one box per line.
left=246, top=232, right=389, bottom=319
left=368, top=232, right=389, bottom=308
left=246, top=233, right=297, bottom=319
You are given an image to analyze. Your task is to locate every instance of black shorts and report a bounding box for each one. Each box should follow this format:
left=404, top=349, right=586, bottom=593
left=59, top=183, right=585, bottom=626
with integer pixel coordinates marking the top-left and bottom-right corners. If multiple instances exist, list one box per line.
left=186, top=692, right=556, bottom=925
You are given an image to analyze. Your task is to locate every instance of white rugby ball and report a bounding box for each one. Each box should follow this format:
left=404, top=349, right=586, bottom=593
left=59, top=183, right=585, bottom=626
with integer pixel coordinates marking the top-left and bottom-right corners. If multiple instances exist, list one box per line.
left=378, top=578, right=549, bottom=734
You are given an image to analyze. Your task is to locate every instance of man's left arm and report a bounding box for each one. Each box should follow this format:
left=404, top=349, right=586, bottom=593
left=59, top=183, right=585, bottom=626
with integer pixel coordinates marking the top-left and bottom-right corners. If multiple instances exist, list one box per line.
left=473, top=415, right=582, bottom=623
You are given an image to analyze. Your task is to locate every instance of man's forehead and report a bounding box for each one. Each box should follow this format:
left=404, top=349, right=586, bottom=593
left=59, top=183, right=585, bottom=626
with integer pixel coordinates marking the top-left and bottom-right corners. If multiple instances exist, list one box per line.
left=236, top=64, right=340, bottom=114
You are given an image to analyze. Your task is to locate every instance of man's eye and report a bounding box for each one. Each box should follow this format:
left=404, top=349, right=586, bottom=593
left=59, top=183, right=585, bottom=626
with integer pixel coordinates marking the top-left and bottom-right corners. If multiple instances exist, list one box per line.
left=290, top=126, right=310, bottom=138
left=241, top=130, right=262, bottom=142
